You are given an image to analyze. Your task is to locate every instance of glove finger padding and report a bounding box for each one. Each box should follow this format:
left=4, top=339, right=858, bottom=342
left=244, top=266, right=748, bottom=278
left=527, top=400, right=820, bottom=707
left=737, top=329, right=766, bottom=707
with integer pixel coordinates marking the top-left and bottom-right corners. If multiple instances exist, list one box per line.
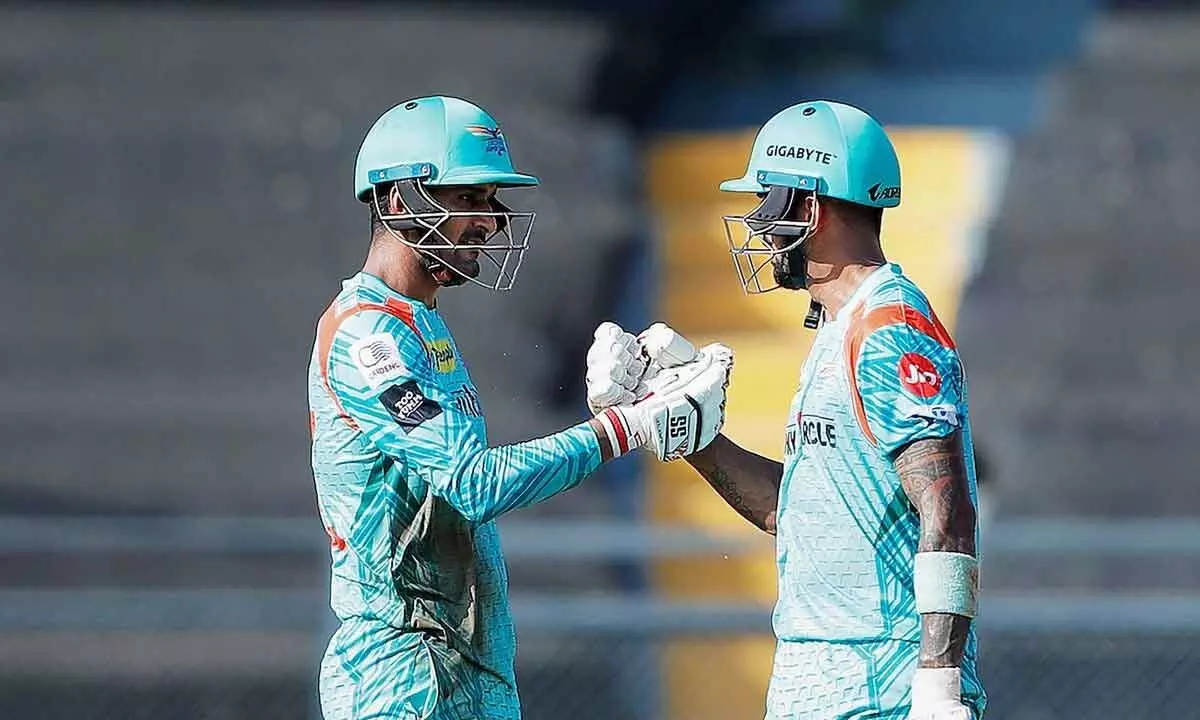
left=637, top=342, right=733, bottom=400
left=637, top=345, right=732, bottom=461
left=637, top=322, right=697, bottom=370
left=585, top=363, right=637, bottom=413
left=586, top=322, right=648, bottom=413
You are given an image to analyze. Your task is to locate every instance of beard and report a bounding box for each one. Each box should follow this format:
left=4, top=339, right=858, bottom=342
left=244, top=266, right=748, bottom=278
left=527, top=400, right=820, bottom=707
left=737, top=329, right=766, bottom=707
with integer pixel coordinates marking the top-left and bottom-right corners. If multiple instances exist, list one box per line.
left=442, top=247, right=482, bottom=281
left=424, top=229, right=487, bottom=287
left=772, top=244, right=808, bottom=290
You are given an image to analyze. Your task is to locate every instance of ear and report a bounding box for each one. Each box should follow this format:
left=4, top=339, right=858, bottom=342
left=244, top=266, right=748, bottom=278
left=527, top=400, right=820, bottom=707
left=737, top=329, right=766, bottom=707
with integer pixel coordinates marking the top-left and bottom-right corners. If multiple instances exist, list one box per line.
left=807, top=194, right=825, bottom=232
left=387, top=183, right=405, bottom=215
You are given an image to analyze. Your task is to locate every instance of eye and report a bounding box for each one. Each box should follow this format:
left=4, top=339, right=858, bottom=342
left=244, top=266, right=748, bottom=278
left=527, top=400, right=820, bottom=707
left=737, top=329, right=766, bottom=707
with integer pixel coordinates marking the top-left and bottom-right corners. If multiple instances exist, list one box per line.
left=458, top=192, right=474, bottom=203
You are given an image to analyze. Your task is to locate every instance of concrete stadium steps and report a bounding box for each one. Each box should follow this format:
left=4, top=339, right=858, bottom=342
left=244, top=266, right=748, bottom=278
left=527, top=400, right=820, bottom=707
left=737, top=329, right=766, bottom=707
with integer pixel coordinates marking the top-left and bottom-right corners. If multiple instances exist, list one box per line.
left=958, top=11, right=1200, bottom=519
left=0, top=6, right=649, bottom=710
left=1052, top=70, right=1200, bottom=127
left=0, top=6, right=629, bottom=519
left=990, top=127, right=1200, bottom=243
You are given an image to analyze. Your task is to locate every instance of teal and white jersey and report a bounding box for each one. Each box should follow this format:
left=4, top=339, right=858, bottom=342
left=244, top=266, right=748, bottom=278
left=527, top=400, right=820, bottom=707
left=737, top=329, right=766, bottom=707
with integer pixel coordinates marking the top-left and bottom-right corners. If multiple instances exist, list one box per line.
left=308, top=272, right=601, bottom=719
left=768, top=264, right=986, bottom=719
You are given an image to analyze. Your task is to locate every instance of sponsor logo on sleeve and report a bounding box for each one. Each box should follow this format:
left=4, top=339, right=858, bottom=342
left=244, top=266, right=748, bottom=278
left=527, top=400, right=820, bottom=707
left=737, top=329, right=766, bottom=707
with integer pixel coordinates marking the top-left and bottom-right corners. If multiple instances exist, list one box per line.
left=905, top=402, right=960, bottom=427
left=349, top=333, right=407, bottom=389
left=898, top=352, right=941, bottom=399
left=379, top=380, right=443, bottom=432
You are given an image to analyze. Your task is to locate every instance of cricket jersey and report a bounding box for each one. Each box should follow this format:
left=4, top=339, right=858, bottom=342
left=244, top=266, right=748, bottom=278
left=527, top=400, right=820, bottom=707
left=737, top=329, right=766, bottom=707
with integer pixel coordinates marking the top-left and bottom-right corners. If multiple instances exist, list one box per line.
left=767, top=263, right=986, bottom=719
left=308, top=272, right=602, bottom=719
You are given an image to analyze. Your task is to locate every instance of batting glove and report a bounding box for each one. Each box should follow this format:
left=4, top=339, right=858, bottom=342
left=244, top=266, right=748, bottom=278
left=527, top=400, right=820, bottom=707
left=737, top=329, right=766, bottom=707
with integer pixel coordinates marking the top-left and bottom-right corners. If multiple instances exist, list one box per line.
left=907, top=668, right=973, bottom=720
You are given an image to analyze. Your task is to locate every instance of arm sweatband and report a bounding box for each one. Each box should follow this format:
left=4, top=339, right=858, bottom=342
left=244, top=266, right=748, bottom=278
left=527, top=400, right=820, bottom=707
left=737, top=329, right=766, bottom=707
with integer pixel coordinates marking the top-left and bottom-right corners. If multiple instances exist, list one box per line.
left=914, top=551, right=979, bottom=618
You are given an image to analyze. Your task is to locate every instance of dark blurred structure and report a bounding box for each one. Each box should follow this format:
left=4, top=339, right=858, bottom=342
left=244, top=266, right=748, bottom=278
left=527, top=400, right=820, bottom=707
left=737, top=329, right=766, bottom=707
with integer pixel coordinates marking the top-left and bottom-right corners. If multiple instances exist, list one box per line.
left=958, top=4, right=1200, bottom=520
left=4, top=1, right=1200, bottom=719
left=0, top=4, right=643, bottom=718
left=0, top=4, right=633, bottom=517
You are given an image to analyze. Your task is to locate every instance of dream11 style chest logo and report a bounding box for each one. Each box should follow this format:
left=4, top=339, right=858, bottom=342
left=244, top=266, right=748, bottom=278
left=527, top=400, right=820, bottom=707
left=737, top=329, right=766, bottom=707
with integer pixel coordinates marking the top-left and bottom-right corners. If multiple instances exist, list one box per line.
left=465, top=125, right=508, bottom=156
left=426, top=339, right=457, bottom=374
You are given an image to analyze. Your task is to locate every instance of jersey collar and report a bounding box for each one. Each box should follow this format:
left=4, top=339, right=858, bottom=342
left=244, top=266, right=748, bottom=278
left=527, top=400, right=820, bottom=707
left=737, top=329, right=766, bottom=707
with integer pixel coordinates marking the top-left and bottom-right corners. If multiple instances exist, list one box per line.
left=831, top=263, right=900, bottom=324
left=349, top=272, right=435, bottom=310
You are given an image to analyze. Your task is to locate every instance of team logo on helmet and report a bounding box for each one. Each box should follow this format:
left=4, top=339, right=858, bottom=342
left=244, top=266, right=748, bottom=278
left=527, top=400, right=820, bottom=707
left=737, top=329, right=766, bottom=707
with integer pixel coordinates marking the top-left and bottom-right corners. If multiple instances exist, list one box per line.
left=465, top=125, right=508, bottom=156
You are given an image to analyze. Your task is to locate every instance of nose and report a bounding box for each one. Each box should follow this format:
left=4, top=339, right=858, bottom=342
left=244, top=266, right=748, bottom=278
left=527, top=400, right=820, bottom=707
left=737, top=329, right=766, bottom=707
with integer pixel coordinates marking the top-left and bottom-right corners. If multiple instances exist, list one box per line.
left=473, top=212, right=498, bottom=235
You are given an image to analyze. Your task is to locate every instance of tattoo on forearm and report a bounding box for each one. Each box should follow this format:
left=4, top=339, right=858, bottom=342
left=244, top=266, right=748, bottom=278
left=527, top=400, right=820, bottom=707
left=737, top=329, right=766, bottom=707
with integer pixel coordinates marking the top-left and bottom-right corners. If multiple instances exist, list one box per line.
left=687, top=436, right=781, bottom=534
left=919, top=613, right=972, bottom=668
left=895, top=432, right=977, bottom=669
left=701, top=466, right=764, bottom=530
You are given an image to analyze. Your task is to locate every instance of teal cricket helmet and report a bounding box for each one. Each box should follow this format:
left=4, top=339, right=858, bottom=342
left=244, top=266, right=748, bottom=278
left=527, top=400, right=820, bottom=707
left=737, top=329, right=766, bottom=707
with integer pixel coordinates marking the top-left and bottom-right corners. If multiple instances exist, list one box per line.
left=355, top=95, right=539, bottom=201
left=354, top=96, right=539, bottom=292
left=719, top=100, right=901, bottom=309
left=719, top=100, right=900, bottom=206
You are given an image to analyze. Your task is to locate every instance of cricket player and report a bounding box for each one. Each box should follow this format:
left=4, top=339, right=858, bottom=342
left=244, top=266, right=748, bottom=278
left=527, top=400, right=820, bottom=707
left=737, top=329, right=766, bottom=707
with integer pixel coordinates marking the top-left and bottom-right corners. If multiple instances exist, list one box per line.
left=308, top=95, right=733, bottom=720
left=588, top=100, right=986, bottom=718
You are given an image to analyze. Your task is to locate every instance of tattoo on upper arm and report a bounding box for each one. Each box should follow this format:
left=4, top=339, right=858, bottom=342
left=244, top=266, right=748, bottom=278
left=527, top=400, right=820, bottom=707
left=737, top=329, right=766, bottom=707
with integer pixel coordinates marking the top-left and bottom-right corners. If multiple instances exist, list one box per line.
left=894, top=432, right=976, bottom=555
left=895, top=432, right=978, bottom=669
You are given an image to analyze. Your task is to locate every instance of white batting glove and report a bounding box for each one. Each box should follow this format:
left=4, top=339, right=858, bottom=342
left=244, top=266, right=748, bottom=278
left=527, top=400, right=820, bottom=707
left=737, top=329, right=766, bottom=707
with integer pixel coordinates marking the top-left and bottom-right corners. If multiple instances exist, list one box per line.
left=633, top=321, right=701, bottom=395
left=637, top=322, right=699, bottom=370
left=907, top=668, right=973, bottom=720
left=593, top=343, right=733, bottom=461
left=585, top=322, right=648, bottom=414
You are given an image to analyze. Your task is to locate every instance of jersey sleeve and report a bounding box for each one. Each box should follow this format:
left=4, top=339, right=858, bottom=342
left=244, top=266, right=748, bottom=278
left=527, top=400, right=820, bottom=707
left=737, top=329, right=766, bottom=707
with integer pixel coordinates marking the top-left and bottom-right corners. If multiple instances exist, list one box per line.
left=325, top=308, right=603, bottom=524
left=852, top=317, right=965, bottom=458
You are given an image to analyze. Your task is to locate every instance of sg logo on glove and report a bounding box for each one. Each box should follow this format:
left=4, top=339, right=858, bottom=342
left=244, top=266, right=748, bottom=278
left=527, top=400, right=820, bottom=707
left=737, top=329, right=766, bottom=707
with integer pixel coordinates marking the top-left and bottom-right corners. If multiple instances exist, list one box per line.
left=586, top=321, right=733, bottom=462
left=669, top=415, right=689, bottom=440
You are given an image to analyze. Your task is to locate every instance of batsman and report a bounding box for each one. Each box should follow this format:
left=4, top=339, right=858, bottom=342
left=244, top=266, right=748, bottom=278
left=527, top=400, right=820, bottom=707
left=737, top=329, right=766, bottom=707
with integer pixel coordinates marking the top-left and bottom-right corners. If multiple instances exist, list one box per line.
left=309, top=95, right=733, bottom=719
left=588, top=100, right=987, bottom=719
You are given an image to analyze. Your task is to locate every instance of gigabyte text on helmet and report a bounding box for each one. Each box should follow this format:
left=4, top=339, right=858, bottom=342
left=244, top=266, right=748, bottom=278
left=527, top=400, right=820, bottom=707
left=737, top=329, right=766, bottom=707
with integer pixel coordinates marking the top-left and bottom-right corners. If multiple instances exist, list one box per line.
left=764, top=145, right=837, bottom=164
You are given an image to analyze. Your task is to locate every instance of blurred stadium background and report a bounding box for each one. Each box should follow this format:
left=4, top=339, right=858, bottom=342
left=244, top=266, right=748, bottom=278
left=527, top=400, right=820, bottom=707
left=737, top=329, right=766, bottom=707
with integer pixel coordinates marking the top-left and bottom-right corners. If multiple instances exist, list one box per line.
left=2, top=0, right=1200, bottom=717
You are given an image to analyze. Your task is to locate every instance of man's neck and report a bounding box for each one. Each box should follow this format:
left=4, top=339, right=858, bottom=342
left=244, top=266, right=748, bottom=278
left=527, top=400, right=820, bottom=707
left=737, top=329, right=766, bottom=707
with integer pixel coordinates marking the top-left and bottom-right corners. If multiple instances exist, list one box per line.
left=805, top=262, right=886, bottom=319
left=362, top=242, right=439, bottom=307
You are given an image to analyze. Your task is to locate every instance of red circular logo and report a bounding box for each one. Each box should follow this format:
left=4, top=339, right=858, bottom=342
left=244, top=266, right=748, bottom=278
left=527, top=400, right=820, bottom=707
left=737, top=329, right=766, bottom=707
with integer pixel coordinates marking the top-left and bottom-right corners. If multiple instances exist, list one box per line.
left=898, top=353, right=941, bottom=399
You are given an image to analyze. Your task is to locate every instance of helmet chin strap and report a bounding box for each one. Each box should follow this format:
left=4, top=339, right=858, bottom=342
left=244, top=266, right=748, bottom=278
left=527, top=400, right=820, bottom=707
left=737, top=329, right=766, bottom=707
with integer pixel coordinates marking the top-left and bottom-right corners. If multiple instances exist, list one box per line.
left=749, top=186, right=825, bottom=329
left=773, top=245, right=821, bottom=329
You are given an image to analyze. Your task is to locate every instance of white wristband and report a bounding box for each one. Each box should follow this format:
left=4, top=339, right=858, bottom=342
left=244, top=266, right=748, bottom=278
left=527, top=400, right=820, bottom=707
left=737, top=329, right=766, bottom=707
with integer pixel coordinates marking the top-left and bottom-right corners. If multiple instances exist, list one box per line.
left=596, top=407, right=649, bottom=458
left=912, top=667, right=961, bottom=709
left=914, top=551, right=979, bottom=617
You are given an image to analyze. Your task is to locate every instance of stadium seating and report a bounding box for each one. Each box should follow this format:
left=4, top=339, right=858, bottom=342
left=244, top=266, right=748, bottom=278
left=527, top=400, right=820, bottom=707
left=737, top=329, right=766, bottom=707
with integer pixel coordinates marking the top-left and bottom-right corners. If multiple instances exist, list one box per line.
left=958, top=11, right=1200, bottom=520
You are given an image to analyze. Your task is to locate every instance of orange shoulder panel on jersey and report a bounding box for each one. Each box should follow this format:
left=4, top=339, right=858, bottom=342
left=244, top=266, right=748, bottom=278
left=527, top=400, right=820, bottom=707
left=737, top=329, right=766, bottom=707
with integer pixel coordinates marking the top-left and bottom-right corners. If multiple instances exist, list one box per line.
left=314, top=297, right=424, bottom=432
left=842, top=302, right=956, bottom=446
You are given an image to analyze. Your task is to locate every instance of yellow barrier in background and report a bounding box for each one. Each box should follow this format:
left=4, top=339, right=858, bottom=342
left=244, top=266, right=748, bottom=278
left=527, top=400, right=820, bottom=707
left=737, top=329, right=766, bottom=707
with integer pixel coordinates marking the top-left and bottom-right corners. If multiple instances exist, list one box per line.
left=644, top=126, right=1001, bottom=719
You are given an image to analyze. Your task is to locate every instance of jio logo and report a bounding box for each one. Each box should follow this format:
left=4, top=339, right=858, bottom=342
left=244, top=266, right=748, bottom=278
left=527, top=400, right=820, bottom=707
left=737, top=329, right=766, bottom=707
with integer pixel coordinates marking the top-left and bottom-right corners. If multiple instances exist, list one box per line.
left=899, top=352, right=940, bottom=399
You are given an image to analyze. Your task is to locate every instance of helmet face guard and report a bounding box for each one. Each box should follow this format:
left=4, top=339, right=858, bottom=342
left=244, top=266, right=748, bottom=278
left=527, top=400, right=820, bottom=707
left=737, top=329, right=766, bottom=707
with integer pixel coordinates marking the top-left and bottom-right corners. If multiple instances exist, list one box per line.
left=370, top=177, right=535, bottom=292
left=722, top=183, right=820, bottom=294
